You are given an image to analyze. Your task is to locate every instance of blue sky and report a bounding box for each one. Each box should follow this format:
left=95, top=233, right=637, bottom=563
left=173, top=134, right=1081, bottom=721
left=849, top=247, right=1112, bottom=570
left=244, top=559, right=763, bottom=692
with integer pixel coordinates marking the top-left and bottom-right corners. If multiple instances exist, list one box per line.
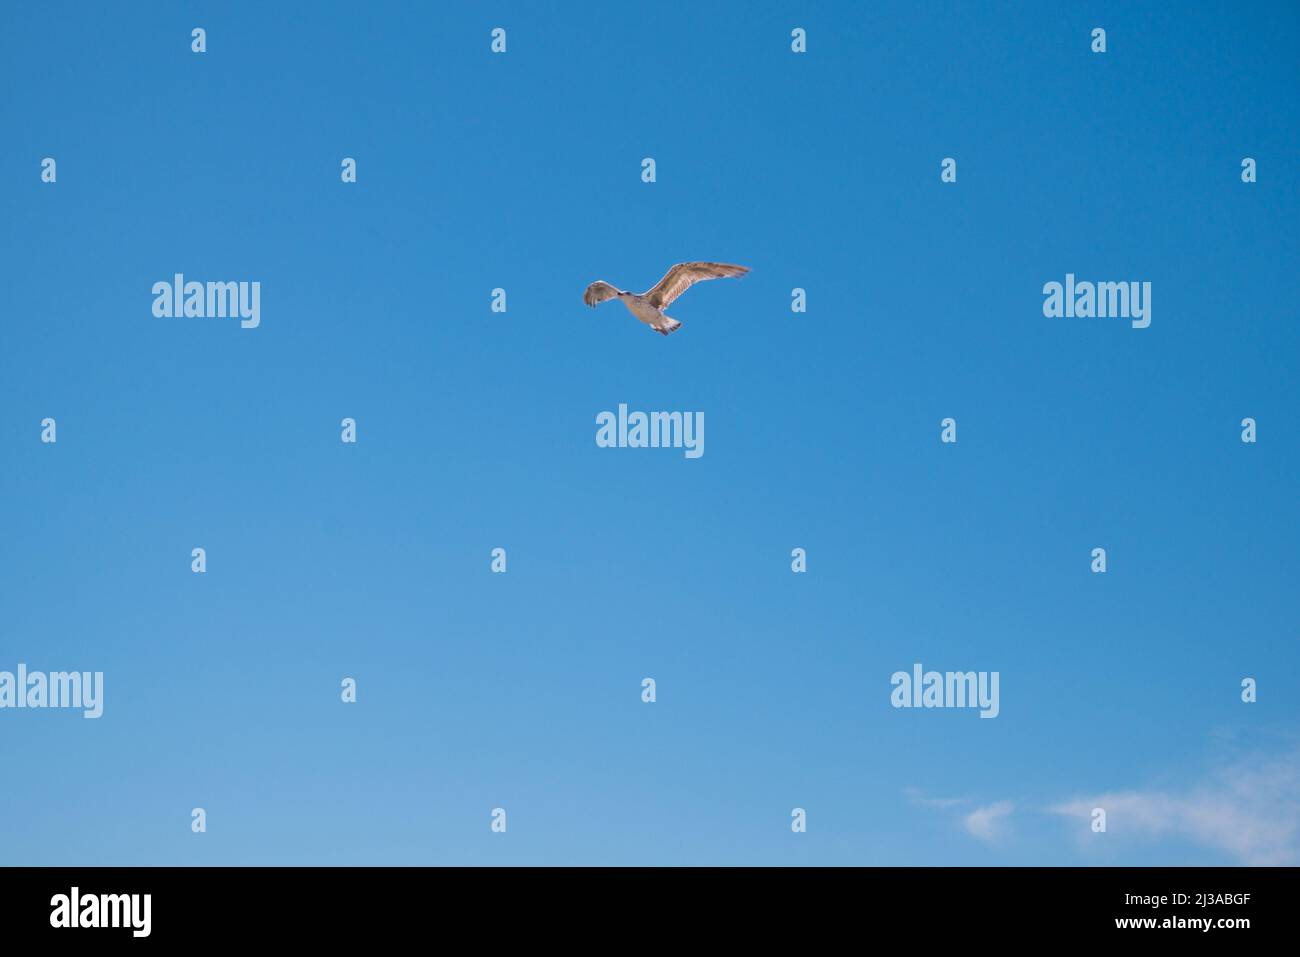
left=1, top=1, right=1297, bottom=865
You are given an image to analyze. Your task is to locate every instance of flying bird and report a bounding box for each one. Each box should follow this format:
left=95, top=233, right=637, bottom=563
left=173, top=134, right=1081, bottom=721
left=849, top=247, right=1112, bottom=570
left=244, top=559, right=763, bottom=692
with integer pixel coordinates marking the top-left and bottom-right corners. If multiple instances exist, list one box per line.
left=583, top=261, right=750, bottom=336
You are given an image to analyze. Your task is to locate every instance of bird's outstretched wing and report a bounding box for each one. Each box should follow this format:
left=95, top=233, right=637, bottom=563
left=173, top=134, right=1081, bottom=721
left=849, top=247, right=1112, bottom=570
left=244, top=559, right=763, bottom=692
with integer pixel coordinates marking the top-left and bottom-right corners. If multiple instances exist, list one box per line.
left=583, top=281, right=622, bottom=307
left=645, top=262, right=749, bottom=310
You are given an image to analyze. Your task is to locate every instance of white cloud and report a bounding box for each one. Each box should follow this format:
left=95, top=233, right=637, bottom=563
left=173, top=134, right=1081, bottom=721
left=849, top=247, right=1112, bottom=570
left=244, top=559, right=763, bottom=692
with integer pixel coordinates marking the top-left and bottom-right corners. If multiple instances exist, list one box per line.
left=963, top=800, right=1015, bottom=841
left=1049, top=746, right=1300, bottom=865
left=905, top=789, right=1016, bottom=842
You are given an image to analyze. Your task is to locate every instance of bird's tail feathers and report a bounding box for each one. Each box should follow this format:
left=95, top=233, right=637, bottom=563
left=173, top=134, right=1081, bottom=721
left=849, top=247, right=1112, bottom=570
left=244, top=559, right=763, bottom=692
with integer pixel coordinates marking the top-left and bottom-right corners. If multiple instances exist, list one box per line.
left=657, top=318, right=683, bottom=336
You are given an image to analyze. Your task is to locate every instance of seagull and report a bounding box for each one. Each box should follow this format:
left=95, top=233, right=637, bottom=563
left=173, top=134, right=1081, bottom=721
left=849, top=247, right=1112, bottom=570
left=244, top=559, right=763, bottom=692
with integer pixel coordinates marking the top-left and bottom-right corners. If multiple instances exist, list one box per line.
left=583, top=261, right=750, bottom=336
